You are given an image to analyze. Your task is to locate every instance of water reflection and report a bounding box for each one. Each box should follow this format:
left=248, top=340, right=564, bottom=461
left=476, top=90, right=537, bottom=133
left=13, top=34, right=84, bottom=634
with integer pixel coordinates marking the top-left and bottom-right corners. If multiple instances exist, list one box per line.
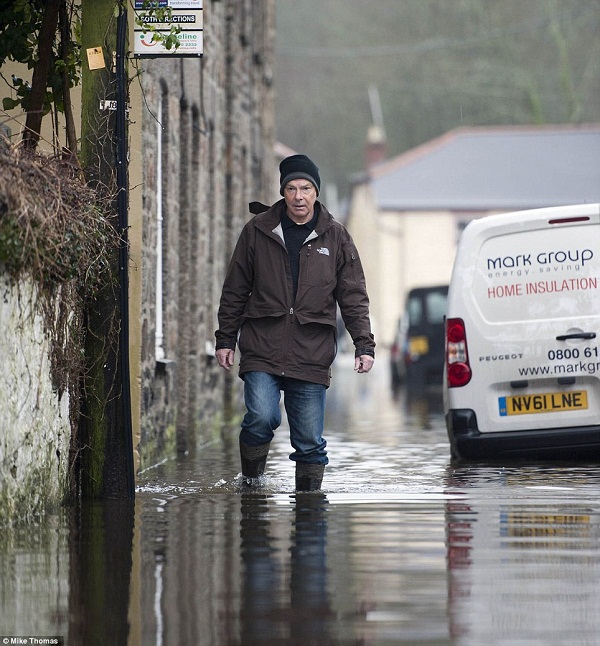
left=289, top=495, right=330, bottom=632
left=1, top=359, right=600, bottom=645
left=240, top=494, right=283, bottom=642
left=67, top=501, right=134, bottom=645
left=445, top=466, right=600, bottom=645
left=240, top=493, right=332, bottom=644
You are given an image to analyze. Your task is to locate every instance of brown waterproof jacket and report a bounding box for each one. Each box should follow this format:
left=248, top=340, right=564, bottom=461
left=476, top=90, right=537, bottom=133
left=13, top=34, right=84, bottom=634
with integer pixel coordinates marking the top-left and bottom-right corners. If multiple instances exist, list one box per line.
left=215, top=200, right=375, bottom=386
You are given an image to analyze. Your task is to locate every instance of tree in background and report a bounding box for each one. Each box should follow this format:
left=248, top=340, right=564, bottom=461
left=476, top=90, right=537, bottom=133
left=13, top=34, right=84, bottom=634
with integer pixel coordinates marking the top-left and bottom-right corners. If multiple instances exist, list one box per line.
left=0, top=0, right=80, bottom=154
left=0, top=0, right=176, bottom=155
left=274, top=0, right=600, bottom=197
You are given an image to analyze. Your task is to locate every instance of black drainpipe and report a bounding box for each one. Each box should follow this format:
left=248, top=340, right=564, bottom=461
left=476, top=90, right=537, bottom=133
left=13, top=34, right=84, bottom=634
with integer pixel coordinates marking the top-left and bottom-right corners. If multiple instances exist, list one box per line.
left=116, top=0, right=135, bottom=498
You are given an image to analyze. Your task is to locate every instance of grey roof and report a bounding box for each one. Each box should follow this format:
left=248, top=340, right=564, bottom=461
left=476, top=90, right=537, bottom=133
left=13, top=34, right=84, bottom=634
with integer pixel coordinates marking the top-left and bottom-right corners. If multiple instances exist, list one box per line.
left=370, top=126, right=600, bottom=211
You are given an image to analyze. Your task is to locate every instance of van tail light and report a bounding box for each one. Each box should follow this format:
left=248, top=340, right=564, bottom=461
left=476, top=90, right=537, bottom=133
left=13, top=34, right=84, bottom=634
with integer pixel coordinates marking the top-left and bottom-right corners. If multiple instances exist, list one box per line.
left=446, top=318, right=472, bottom=387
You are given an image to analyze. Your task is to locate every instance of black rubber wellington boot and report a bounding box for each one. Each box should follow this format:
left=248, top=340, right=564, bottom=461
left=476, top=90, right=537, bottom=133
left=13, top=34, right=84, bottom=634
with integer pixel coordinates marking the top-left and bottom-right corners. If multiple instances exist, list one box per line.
left=295, top=463, right=325, bottom=492
left=239, top=440, right=270, bottom=484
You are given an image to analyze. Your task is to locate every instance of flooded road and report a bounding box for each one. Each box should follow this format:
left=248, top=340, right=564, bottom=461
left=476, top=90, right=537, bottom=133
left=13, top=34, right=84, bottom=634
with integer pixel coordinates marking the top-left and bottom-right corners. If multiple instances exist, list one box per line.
left=1, top=354, right=599, bottom=645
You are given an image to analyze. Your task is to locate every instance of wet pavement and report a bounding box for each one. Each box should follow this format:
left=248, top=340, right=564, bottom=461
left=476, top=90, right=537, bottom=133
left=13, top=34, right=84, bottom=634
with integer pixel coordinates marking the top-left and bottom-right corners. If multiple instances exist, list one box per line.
left=1, top=353, right=600, bottom=645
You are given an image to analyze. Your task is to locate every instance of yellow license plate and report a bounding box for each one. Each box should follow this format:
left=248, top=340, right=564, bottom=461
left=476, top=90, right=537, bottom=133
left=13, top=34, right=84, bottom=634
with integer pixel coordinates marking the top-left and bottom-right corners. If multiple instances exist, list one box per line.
left=499, top=391, right=588, bottom=416
left=408, top=336, right=429, bottom=356
left=503, top=512, right=590, bottom=539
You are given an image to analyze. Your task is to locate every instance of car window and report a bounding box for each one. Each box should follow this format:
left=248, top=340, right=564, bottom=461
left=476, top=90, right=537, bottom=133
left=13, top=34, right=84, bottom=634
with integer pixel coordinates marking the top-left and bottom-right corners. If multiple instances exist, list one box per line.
left=425, top=291, right=447, bottom=324
left=407, top=297, right=424, bottom=326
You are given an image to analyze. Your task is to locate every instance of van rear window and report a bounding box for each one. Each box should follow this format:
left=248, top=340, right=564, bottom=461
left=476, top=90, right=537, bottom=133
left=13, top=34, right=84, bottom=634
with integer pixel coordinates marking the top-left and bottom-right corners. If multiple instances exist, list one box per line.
left=473, top=224, right=599, bottom=322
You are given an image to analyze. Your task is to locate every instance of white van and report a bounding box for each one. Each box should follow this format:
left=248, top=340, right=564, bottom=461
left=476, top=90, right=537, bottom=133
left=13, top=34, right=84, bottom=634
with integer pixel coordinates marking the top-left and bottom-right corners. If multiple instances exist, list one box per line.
left=444, top=203, right=600, bottom=461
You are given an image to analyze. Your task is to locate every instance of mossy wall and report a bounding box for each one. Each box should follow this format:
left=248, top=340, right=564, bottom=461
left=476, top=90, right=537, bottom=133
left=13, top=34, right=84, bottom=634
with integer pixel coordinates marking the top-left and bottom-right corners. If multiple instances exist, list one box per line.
left=0, top=275, right=71, bottom=524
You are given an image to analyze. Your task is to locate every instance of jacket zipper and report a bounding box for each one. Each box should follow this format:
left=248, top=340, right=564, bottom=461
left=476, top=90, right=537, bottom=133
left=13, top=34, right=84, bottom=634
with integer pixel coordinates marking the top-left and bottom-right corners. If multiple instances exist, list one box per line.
left=282, top=307, right=295, bottom=375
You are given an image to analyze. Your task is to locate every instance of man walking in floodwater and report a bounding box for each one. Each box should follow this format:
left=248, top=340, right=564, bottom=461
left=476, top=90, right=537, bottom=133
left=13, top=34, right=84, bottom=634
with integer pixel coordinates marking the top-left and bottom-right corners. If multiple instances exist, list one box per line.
left=215, top=154, right=375, bottom=491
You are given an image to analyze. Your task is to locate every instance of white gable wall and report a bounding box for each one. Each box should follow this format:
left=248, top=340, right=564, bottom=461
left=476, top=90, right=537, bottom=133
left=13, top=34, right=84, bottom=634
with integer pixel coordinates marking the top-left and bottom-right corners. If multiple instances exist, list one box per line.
left=379, top=210, right=456, bottom=346
left=348, top=183, right=458, bottom=347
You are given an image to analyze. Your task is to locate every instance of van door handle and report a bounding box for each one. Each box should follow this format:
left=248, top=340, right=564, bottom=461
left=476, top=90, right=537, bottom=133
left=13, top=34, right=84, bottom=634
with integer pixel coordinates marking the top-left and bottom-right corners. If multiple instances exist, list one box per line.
left=556, top=332, right=597, bottom=341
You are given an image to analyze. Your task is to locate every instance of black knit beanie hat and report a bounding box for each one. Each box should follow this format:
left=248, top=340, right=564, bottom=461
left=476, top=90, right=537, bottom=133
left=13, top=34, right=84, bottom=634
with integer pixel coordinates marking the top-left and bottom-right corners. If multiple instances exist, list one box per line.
left=279, top=154, right=320, bottom=196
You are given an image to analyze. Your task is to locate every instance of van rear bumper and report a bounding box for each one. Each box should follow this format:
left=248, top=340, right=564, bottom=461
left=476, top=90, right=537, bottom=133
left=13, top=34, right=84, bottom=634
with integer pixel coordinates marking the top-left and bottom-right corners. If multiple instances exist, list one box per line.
left=446, top=409, right=600, bottom=461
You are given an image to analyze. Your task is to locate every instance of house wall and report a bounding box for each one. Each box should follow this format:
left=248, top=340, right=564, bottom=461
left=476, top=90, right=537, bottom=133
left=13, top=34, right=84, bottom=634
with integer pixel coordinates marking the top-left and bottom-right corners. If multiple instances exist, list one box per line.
left=348, top=184, right=457, bottom=347
left=135, top=1, right=276, bottom=468
left=373, top=209, right=456, bottom=348
left=346, top=182, right=385, bottom=338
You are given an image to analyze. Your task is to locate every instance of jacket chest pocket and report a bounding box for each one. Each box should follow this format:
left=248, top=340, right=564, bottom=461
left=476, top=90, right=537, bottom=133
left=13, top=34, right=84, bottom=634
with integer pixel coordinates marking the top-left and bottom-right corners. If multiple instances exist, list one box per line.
left=301, top=243, right=335, bottom=288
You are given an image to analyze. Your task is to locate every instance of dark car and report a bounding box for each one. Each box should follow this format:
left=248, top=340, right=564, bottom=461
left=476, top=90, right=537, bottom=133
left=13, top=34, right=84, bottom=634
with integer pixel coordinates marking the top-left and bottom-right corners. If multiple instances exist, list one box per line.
left=390, top=285, right=448, bottom=390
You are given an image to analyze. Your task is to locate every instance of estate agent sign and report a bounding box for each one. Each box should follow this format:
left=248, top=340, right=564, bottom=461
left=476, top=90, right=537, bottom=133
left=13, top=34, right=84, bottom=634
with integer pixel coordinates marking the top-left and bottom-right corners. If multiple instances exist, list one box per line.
left=134, top=0, right=203, bottom=57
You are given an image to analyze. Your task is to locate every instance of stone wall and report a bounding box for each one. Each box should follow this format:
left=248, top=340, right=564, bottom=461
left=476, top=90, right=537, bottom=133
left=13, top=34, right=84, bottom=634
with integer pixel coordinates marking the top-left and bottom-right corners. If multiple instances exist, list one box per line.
left=136, top=1, right=277, bottom=468
left=0, top=276, right=71, bottom=523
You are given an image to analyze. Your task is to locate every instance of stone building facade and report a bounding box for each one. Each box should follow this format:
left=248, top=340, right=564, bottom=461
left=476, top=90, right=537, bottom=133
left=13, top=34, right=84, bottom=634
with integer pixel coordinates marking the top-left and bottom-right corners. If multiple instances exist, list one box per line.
left=132, top=1, right=278, bottom=468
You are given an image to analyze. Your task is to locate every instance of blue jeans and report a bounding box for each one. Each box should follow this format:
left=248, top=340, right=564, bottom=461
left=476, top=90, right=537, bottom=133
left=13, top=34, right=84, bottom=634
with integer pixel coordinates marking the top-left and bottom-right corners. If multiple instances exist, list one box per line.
left=240, top=371, right=328, bottom=465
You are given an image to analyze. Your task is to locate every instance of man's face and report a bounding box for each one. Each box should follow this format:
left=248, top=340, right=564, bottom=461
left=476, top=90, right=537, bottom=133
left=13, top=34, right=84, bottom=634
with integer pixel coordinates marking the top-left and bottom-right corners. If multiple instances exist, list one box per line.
left=283, top=179, right=317, bottom=223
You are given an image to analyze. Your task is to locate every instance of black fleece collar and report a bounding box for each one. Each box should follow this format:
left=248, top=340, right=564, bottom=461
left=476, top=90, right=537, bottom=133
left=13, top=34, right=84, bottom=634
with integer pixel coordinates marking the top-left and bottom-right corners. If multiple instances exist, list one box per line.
left=280, top=204, right=319, bottom=232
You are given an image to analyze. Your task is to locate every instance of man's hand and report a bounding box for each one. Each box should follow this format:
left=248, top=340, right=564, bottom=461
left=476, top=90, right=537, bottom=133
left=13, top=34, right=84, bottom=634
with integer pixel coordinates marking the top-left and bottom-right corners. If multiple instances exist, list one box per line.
left=216, top=348, right=235, bottom=371
left=354, top=354, right=374, bottom=374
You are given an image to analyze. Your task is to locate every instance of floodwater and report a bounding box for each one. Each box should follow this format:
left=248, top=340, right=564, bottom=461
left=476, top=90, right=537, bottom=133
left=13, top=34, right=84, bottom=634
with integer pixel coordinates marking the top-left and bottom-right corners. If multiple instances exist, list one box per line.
left=1, top=353, right=600, bottom=645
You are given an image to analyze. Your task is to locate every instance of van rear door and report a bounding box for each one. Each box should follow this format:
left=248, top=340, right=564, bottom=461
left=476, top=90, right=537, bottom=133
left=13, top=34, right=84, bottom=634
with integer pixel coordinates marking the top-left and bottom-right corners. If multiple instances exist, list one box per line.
left=447, top=204, right=600, bottom=435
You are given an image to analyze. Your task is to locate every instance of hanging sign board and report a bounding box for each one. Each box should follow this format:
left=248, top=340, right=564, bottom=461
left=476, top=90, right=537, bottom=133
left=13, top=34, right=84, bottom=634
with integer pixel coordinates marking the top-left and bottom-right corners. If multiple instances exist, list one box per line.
left=134, top=0, right=203, bottom=57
